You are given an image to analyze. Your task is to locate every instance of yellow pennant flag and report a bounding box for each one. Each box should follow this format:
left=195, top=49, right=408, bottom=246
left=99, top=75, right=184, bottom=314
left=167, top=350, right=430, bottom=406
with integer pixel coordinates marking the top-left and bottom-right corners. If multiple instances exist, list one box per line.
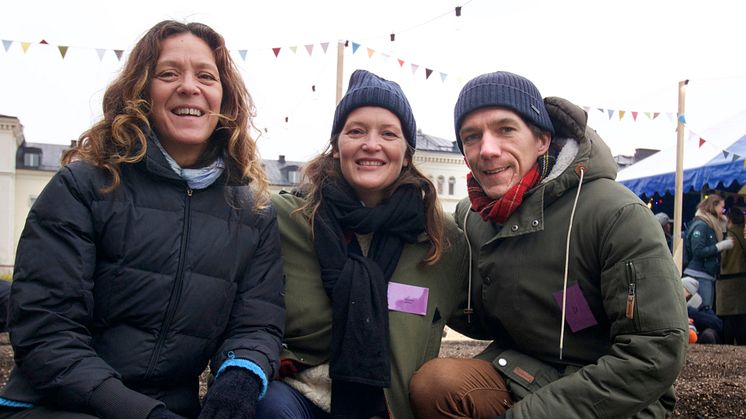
left=21, top=42, right=31, bottom=53
left=619, top=111, right=626, bottom=120
left=58, top=46, right=68, bottom=59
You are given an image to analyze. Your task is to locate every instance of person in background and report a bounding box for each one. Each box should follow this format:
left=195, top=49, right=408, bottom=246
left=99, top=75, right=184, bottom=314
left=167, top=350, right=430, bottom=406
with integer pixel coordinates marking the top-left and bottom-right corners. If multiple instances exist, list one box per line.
left=409, top=71, right=688, bottom=418
left=656, top=212, right=674, bottom=253
left=682, top=276, right=722, bottom=344
left=719, top=207, right=746, bottom=345
left=0, top=20, right=284, bottom=419
left=684, top=194, right=732, bottom=309
left=255, top=69, right=468, bottom=419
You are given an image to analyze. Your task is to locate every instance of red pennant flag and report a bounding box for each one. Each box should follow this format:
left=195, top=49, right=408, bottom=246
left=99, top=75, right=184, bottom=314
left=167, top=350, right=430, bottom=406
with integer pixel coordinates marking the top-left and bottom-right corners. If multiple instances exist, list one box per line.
left=397, top=59, right=404, bottom=67
left=114, top=50, right=124, bottom=61
left=699, top=138, right=705, bottom=147
left=39, top=39, right=48, bottom=45
left=425, top=68, right=433, bottom=79
left=632, top=111, right=638, bottom=121
left=272, top=47, right=281, bottom=58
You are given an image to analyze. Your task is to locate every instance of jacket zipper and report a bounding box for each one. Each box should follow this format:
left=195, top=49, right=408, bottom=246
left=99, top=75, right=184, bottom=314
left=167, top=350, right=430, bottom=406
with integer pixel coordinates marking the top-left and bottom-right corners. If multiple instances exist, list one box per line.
left=145, top=186, right=193, bottom=377
left=625, top=261, right=637, bottom=323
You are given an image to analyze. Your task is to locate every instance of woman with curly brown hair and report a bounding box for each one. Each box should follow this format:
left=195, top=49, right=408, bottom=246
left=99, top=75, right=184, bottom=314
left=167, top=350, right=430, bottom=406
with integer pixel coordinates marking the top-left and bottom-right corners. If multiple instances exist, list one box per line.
left=0, top=20, right=284, bottom=419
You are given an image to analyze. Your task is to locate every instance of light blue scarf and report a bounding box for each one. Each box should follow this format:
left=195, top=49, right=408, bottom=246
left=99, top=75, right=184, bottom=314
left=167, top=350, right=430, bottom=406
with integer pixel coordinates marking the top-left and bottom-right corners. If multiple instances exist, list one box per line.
left=152, top=139, right=225, bottom=190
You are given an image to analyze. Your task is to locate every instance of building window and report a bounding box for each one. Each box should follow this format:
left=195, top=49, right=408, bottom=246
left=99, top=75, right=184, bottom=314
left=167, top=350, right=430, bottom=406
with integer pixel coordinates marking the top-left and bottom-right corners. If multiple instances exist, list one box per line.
left=448, top=177, right=456, bottom=195
left=287, top=169, right=298, bottom=184
left=437, top=176, right=445, bottom=194
left=23, top=152, right=41, bottom=168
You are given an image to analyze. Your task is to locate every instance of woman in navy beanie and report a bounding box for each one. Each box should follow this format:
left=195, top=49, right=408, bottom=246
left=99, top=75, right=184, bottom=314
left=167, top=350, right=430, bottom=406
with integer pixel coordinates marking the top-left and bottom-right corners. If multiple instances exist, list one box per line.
left=255, top=69, right=469, bottom=419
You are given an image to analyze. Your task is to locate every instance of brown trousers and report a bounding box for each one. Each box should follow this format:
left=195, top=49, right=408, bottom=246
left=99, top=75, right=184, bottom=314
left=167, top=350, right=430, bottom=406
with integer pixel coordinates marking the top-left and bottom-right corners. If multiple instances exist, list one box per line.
left=409, top=358, right=511, bottom=419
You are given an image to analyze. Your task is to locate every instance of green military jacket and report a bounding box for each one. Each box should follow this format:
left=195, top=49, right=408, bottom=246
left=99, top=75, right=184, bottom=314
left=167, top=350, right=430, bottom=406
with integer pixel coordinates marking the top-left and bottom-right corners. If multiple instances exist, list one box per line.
left=272, top=192, right=469, bottom=419
left=451, top=97, right=689, bottom=419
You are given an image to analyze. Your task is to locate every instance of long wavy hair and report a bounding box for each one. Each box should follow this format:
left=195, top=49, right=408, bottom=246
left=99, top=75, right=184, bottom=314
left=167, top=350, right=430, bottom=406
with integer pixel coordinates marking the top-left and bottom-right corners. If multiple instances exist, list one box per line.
left=298, top=133, right=446, bottom=265
left=697, top=194, right=724, bottom=218
left=62, top=20, right=269, bottom=209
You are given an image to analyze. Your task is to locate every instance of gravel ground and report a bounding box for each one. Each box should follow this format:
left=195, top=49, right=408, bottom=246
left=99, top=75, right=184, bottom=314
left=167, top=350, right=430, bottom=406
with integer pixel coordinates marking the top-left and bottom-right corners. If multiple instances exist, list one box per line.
left=0, top=334, right=743, bottom=418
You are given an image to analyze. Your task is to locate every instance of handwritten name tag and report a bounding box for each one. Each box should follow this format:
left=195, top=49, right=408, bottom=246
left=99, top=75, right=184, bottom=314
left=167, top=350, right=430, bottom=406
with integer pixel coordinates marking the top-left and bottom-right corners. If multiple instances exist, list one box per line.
left=387, top=282, right=429, bottom=316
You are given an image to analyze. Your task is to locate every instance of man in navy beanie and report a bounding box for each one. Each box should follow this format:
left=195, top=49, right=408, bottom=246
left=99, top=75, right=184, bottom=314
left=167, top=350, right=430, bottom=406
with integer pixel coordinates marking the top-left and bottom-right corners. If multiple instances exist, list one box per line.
left=409, top=71, right=688, bottom=418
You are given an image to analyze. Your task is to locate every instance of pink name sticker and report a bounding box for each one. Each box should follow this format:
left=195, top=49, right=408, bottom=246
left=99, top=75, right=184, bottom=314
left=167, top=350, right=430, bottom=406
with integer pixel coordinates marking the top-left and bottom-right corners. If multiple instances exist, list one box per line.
left=387, top=282, right=429, bottom=316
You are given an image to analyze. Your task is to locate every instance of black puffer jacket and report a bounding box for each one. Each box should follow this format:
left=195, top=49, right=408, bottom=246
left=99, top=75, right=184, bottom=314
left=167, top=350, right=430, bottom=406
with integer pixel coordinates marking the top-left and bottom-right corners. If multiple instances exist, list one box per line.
left=2, top=142, right=285, bottom=418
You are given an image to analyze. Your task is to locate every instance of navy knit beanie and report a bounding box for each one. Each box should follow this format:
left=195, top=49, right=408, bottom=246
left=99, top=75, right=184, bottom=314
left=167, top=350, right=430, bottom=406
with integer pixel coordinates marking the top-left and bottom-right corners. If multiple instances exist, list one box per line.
left=453, top=71, right=555, bottom=154
left=331, top=69, right=417, bottom=151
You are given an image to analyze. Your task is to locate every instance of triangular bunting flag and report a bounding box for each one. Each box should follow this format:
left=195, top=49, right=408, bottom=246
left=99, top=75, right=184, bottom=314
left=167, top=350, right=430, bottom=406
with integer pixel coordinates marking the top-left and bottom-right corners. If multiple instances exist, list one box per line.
left=321, top=42, right=329, bottom=53
left=733, top=154, right=740, bottom=162
left=723, top=150, right=730, bottom=159
left=645, top=112, right=652, bottom=119
left=619, top=111, right=626, bottom=120
left=21, top=42, right=31, bottom=53
left=2, top=40, right=12, bottom=52
left=597, top=108, right=604, bottom=114
left=58, top=46, right=68, bottom=59
left=607, top=109, right=614, bottom=119
left=397, top=58, right=404, bottom=67
left=39, top=39, right=48, bottom=45
left=305, top=44, right=314, bottom=56
left=699, top=138, right=705, bottom=147
left=677, top=114, right=686, bottom=124
left=272, top=47, right=281, bottom=58
left=351, top=42, right=360, bottom=54
left=425, top=68, right=433, bottom=79
left=440, top=72, right=448, bottom=82
left=289, top=46, right=297, bottom=54
left=114, top=50, right=124, bottom=61
left=96, top=48, right=106, bottom=61
left=410, top=63, right=419, bottom=75
left=632, top=111, right=638, bottom=121
left=653, top=112, right=660, bottom=119
left=239, top=50, right=247, bottom=61
left=367, top=48, right=374, bottom=58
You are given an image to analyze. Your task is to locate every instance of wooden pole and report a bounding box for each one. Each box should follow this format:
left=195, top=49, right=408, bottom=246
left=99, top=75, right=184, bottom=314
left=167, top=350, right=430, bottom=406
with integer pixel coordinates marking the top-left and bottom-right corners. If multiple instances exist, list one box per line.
left=335, top=41, right=344, bottom=104
left=673, top=80, right=689, bottom=274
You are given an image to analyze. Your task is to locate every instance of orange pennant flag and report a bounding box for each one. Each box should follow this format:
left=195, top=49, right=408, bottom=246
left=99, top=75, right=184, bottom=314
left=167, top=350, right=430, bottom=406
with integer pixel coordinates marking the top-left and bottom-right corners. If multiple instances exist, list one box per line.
left=272, top=47, right=281, bottom=58
left=367, top=48, right=374, bottom=58
left=58, top=46, right=68, bottom=59
left=21, top=42, right=31, bottom=53
left=632, top=111, right=638, bottom=121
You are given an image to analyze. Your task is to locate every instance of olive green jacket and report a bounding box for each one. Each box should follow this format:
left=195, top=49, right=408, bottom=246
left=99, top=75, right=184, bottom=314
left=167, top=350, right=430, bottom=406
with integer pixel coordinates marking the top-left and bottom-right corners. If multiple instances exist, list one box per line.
left=451, top=97, right=688, bottom=419
left=271, top=192, right=469, bottom=419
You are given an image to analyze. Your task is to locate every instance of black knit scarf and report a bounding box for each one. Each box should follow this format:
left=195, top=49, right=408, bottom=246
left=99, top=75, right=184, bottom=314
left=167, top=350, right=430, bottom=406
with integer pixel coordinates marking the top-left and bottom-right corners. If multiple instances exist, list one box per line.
left=313, top=180, right=425, bottom=418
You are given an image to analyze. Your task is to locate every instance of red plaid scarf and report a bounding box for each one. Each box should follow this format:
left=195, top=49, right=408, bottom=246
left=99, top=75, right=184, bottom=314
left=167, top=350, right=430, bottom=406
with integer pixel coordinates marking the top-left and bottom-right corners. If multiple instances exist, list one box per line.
left=468, top=163, right=541, bottom=224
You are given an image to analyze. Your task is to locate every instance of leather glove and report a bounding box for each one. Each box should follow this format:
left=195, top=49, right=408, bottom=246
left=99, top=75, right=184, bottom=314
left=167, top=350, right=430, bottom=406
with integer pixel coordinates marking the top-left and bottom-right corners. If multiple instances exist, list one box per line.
left=199, top=367, right=262, bottom=419
left=147, top=405, right=187, bottom=419
left=716, top=238, right=734, bottom=252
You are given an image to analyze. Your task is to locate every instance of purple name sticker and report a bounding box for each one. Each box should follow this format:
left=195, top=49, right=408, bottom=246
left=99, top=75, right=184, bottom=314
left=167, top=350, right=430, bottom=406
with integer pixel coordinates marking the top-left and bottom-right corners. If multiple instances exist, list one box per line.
left=552, top=282, right=598, bottom=333
left=387, top=282, right=429, bottom=316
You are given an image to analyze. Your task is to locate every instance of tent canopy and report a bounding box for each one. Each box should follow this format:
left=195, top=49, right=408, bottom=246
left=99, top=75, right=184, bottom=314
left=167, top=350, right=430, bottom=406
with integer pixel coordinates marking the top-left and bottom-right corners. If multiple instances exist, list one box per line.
left=617, top=111, right=746, bottom=196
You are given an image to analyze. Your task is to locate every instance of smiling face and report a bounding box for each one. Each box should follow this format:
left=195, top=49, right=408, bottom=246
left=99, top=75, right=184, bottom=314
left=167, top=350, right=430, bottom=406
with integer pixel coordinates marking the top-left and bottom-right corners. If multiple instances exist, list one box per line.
left=149, top=32, right=223, bottom=166
left=460, top=107, right=551, bottom=199
left=333, top=106, right=409, bottom=207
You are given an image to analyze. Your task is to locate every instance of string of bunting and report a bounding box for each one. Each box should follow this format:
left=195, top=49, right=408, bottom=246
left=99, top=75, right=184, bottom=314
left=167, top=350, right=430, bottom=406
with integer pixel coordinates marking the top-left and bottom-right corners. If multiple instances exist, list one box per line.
left=581, top=106, right=676, bottom=123
left=677, top=114, right=746, bottom=168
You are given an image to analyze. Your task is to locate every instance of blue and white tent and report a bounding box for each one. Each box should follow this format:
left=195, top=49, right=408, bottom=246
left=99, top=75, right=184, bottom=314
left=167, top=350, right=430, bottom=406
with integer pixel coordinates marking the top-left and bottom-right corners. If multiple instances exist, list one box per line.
left=617, top=111, right=746, bottom=196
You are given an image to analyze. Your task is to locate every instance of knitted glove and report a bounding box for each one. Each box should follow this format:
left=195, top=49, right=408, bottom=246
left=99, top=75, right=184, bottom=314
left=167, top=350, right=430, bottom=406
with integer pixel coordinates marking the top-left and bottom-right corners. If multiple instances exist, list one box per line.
left=147, top=405, right=187, bottom=419
left=716, top=238, right=734, bottom=252
left=198, top=368, right=262, bottom=419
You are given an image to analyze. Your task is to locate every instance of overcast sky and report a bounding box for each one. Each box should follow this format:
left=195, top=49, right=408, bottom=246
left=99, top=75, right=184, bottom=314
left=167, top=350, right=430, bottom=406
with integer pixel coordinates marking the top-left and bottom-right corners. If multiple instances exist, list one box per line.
left=2, top=0, right=746, bottom=161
